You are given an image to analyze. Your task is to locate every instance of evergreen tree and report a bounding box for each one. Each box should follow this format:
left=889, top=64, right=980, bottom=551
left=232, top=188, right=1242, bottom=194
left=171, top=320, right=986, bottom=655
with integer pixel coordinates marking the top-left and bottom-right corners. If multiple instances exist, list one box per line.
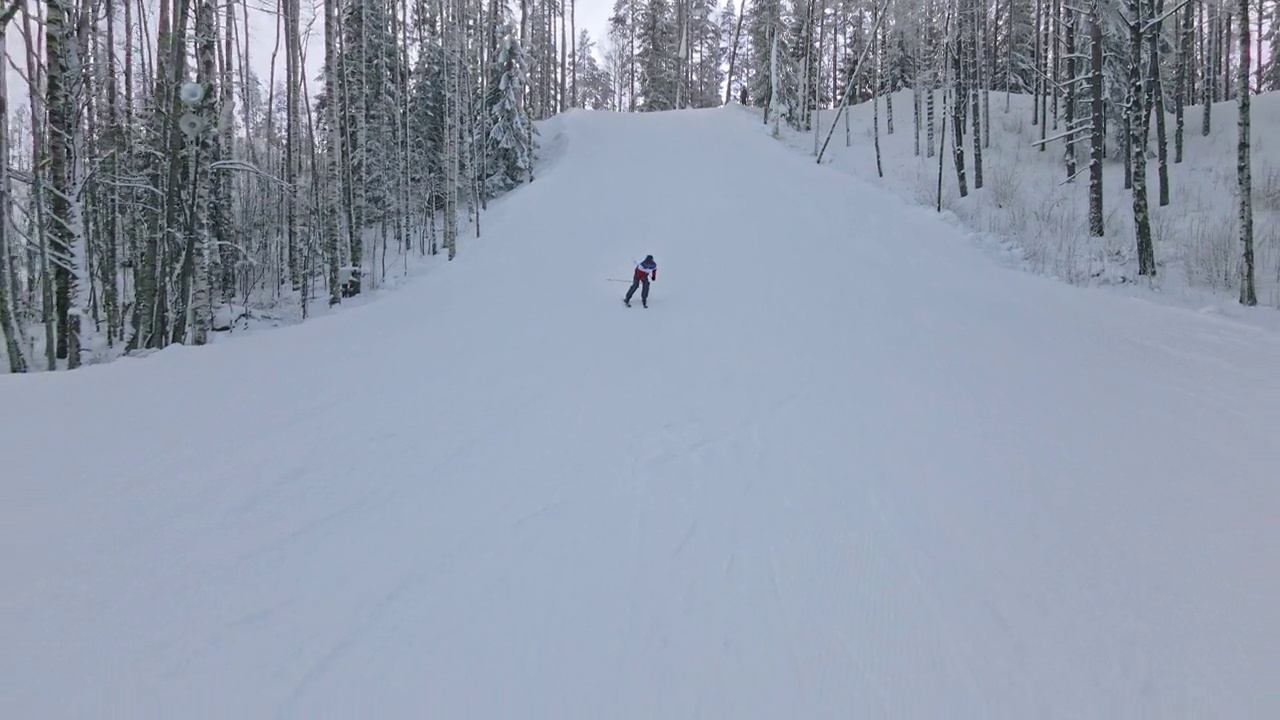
left=690, top=0, right=726, bottom=106
left=747, top=0, right=785, bottom=108
left=719, top=0, right=744, bottom=103
left=638, top=0, right=680, bottom=110
left=610, top=0, right=644, bottom=111
left=574, top=30, right=615, bottom=109
left=486, top=24, right=537, bottom=195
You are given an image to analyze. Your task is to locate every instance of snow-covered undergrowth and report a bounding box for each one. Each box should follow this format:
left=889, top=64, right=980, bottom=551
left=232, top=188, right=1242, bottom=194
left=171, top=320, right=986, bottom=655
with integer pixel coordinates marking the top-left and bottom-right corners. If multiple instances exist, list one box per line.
left=3, top=117, right=572, bottom=374
left=765, top=90, right=1280, bottom=316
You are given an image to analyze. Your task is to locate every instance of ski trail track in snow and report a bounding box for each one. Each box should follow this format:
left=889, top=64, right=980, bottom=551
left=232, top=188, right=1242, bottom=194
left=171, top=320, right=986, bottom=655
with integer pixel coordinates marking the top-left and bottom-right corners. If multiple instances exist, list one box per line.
left=4, top=106, right=1279, bottom=717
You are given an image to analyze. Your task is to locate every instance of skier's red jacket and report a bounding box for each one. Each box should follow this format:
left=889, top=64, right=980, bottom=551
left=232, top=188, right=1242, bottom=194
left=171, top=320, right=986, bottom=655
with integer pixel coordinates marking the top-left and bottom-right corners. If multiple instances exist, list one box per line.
left=634, top=259, right=657, bottom=282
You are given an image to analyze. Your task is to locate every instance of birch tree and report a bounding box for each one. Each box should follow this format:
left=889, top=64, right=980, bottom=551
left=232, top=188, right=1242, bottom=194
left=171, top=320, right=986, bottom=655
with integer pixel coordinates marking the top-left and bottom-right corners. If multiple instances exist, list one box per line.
left=1128, top=0, right=1155, bottom=276
left=1088, top=0, right=1105, bottom=237
left=45, top=0, right=87, bottom=366
left=0, top=0, right=27, bottom=372
left=1237, top=0, right=1256, bottom=305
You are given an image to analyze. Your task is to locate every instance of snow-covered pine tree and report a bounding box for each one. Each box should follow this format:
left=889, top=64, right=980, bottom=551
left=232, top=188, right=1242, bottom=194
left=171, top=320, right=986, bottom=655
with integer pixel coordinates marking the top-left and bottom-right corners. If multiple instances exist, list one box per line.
left=523, top=0, right=563, bottom=118
left=611, top=0, right=643, bottom=111
left=673, top=0, right=691, bottom=107
left=574, top=31, right=615, bottom=108
left=753, top=0, right=805, bottom=128
left=747, top=0, right=785, bottom=117
left=337, top=0, right=404, bottom=281
left=690, top=0, right=725, bottom=107
left=722, top=0, right=745, bottom=105
left=786, top=0, right=819, bottom=131
left=638, top=0, right=680, bottom=110
left=486, top=23, right=536, bottom=195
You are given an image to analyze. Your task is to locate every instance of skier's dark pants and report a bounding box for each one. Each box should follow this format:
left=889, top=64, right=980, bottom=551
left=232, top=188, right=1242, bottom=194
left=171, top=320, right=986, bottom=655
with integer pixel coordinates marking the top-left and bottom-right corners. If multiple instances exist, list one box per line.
left=625, top=277, right=649, bottom=304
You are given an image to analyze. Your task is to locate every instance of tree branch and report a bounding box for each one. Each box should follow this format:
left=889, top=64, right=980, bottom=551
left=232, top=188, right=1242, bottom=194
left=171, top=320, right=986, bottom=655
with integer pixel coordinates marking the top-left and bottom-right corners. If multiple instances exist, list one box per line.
left=0, top=0, right=21, bottom=27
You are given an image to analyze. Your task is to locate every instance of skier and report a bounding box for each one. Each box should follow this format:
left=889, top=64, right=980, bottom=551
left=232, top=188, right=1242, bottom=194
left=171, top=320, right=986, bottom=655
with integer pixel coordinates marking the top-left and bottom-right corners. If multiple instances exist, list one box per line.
left=624, top=255, right=657, bottom=307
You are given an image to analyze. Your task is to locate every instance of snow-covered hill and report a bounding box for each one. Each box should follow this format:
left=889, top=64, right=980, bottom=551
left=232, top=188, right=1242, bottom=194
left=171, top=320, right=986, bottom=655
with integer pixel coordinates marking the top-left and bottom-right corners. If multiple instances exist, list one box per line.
left=3, top=106, right=1278, bottom=717
left=773, top=90, right=1280, bottom=316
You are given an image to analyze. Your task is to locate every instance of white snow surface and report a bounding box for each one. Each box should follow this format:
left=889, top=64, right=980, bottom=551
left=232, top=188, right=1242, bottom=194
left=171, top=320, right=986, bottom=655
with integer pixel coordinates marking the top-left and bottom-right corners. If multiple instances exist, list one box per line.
left=4, top=106, right=1279, bottom=717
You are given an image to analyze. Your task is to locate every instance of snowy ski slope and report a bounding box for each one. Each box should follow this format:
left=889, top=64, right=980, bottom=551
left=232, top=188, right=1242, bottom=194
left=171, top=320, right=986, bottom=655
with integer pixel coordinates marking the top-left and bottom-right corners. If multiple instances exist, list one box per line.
left=3, top=106, right=1278, bottom=717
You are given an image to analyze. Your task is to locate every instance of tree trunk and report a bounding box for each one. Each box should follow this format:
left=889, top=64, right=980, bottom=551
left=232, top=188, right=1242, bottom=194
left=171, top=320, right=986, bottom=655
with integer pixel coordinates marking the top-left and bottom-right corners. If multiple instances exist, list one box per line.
left=188, top=0, right=220, bottom=345
left=913, top=82, right=921, bottom=157
left=45, top=0, right=84, bottom=367
left=1148, top=0, right=1170, bottom=206
left=1237, top=0, right=1256, bottom=305
left=1130, top=0, right=1156, bottom=276
left=1203, top=0, right=1215, bottom=136
left=1088, top=2, right=1105, bottom=237
left=927, top=83, right=935, bottom=158
left=324, top=0, right=344, bottom=305
left=872, top=3, right=883, bottom=177
left=884, top=25, right=893, bottom=135
left=285, top=0, right=301, bottom=289
left=1222, top=6, right=1231, bottom=100
left=0, top=16, right=28, bottom=372
left=100, top=0, right=122, bottom=345
left=968, top=0, right=983, bottom=188
left=952, top=32, right=968, bottom=198
left=937, top=92, right=948, bottom=212
left=1064, top=7, right=1077, bottom=181
left=1039, top=0, right=1049, bottom=149
left=444, top=0, right=459, bottom=260
left=725, top=0, right=746, bottom=104
left=1175, top=0, right=1192, bottom=162
left=20, top=1, right=57, bottom=369
left=571, top=0, right=577, bottom=106
left=1033, top=0, right=1042, bottom=126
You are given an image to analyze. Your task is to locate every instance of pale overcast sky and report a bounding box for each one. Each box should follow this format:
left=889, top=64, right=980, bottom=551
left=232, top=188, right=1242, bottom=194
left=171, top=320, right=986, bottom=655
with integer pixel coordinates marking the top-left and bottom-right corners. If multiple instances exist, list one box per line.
left=574, top=0, right=617, bottom=52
